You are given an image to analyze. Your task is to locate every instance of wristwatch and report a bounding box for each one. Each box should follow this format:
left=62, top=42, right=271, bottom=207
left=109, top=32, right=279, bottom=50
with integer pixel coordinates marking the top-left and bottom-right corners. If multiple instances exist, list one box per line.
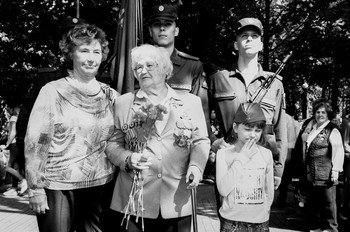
left=124, top=155, right=133, bottom=173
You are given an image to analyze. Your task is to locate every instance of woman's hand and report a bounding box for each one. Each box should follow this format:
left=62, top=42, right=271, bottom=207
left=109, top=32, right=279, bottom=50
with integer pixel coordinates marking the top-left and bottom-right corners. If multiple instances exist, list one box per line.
left=0, top=144, right=7, bottom=151
left=331, top=170, right=339, bottom=183
left=29, top=194, right=49, bottom=215
left=128, top=152, right=152, bottom=171
left=186, top=165, right=201, bottom=189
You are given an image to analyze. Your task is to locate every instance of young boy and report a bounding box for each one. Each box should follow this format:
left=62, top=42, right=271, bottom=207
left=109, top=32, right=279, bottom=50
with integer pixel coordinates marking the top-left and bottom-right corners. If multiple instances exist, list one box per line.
left=216, top=102, right=274, bottom=232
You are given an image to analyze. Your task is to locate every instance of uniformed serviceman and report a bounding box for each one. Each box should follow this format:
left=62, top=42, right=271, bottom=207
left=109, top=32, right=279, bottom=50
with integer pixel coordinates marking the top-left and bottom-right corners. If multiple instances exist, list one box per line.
left=209, top=17, right=288, bottom=192
left=147, top=4, right=211, bottom=137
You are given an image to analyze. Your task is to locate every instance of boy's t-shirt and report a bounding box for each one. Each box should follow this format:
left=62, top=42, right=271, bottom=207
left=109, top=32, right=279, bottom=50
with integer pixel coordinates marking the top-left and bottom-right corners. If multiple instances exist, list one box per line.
left=216, top=144, right=274, bottom=223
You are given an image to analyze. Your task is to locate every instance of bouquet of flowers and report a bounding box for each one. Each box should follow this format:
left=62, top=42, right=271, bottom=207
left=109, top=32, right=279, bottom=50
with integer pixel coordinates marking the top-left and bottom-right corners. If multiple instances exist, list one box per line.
left=121, top=102, right=168, bottom=231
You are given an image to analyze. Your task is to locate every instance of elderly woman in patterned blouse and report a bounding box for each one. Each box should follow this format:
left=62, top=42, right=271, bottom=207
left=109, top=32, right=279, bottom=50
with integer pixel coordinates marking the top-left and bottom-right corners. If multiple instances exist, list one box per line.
left=106, top=44, right=210, bottom=232
left=25, top=23, right=119, bottom=232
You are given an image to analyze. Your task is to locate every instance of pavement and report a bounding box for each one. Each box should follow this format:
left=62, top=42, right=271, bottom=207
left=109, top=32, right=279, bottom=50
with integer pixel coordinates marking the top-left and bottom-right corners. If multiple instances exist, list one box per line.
left=0, top=182, right=349, bottom=232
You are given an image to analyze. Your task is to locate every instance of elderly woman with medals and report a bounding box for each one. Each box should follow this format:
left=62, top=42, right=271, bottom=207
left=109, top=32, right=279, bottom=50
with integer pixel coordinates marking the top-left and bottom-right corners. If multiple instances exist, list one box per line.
left=106, top=44, right=210, bottom=232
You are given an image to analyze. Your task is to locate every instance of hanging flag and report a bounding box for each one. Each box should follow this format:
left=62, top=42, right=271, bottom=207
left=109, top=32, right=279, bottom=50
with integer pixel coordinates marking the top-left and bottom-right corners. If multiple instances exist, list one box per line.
left=110, top=0, right=143, bottom=94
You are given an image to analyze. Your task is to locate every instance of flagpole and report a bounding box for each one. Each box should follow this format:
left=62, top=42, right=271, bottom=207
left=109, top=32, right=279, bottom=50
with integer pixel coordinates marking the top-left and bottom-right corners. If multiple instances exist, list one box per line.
left=76, top=0, right=80, bottom=18
left=111, top=0, right=143, bottom=93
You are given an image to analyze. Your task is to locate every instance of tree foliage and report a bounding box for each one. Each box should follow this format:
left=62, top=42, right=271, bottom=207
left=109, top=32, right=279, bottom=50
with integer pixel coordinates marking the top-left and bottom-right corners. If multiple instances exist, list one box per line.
left=1, top=0, right=350, bottom=116
left=0, top=0, right=120, bottom=99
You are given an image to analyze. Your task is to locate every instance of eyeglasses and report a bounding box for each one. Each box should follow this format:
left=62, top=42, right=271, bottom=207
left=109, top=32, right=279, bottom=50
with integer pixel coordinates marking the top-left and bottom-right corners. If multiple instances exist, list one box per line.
left=134, top=62, right=158, bottom=73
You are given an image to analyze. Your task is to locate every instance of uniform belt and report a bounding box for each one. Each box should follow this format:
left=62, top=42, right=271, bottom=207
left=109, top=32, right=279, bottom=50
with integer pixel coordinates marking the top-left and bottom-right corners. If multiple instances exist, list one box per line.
left=264, top=124, right=274, bottom=135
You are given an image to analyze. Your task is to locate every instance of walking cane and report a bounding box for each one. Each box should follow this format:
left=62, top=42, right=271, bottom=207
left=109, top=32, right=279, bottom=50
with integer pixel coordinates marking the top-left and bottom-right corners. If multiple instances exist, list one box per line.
left=190, top=181, right=198, bottom=232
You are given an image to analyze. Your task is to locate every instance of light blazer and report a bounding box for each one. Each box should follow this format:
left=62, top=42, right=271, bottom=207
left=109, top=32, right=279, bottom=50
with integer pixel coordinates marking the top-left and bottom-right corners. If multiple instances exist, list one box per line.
left=107, top=87, right=210, bottom=219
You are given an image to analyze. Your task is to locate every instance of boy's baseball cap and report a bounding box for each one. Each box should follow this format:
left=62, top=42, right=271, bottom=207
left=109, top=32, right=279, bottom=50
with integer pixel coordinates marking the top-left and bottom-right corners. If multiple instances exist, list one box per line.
left=149, top=4, right=178, bottom=23
left=234, top=17, right=263, bottom=36
left=234, top=102, right=266, bottom=124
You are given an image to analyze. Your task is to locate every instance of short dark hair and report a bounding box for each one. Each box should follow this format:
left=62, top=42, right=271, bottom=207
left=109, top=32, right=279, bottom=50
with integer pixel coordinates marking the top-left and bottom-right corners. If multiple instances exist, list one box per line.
left=59, top=24, right=109, bottom=67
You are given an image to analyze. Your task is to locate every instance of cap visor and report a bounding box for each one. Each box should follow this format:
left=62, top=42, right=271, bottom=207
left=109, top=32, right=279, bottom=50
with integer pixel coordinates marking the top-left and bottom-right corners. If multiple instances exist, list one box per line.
left=237, top=25, right=262, bottom=35
left=151, top=16, right=176, bottom=22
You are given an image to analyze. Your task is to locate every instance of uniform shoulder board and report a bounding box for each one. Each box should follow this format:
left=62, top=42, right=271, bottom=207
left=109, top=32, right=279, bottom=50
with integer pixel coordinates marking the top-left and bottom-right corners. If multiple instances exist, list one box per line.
left=275, top=74, right=283, bottom=82
left=265, top=71, right=283, bottom=82
left=177, top=50, right=199, bottom=61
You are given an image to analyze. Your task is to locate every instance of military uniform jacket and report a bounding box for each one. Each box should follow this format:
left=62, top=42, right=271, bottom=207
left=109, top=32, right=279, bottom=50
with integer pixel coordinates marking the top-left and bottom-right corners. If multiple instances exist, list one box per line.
left=168, top=49, right=210, bottom=135
left=209, top=63, right=288, bottom=178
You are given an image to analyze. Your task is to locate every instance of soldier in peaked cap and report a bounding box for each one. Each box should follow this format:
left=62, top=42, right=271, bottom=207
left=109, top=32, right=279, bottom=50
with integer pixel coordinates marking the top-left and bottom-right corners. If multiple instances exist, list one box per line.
left=234, top=17, right=263, bottom=37
left=149, top=4, right=178, bottom=22
left=209, top=17, right=288, bottom=201
left=216, top=102, right=274, bottom=231
left=147, top=4, right=211, bottom=136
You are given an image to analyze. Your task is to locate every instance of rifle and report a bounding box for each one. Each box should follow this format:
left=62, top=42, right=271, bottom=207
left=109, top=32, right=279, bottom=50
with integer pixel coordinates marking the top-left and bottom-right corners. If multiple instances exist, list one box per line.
left=250, top=51, right=293, bottom=103
left=224, top=51, right=293, bottom=142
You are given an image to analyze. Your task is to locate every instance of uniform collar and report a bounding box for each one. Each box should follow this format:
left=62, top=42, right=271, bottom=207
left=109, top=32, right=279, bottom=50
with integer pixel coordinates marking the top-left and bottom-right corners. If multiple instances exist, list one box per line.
left=170, top=49, right=181, bottom=66
left=228, top=63, right=267, bottom=82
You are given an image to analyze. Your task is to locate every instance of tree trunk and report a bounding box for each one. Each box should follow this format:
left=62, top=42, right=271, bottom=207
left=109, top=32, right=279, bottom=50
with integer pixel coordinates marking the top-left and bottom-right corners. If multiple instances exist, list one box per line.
left=331, top=74, right=340, bottom=113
